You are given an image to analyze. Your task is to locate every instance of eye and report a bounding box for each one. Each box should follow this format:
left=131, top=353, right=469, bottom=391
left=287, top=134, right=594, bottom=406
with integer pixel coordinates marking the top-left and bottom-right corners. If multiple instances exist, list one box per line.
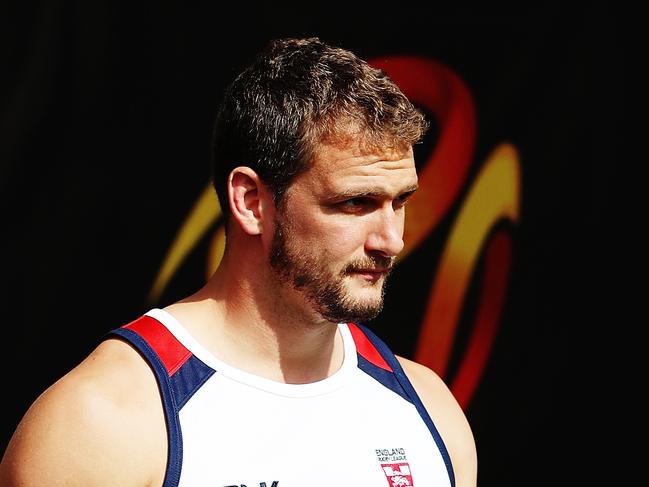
left=338, top=197, right=373, bottom=213
left=393, top=191, right=415, bottom=209
left=342, top=198, right=363, bottom=207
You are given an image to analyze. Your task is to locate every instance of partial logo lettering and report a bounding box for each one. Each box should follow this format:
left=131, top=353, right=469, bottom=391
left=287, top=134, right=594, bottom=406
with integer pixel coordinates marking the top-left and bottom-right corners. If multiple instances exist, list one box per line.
left=223, top=482, right=278, bottom=487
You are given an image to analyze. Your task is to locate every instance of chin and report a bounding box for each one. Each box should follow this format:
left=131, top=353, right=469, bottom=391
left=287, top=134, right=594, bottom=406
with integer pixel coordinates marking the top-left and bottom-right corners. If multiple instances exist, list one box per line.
left=332, top=295, right=385, bottom=324
left=346, top=281, right=385, bottom=301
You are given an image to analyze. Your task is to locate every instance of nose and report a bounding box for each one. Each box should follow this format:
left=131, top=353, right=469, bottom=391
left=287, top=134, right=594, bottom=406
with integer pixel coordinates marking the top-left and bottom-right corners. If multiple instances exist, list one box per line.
left=365, top=206, right=405, bottom=258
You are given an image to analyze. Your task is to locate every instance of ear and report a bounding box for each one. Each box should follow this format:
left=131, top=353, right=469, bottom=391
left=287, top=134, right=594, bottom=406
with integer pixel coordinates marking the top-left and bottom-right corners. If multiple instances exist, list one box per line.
left=228, top=166, right=272, bottom=235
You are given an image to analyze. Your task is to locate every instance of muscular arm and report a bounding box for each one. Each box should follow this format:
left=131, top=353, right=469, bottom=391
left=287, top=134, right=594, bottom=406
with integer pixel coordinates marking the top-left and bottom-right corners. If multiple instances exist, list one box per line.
left=397, top=356, right=478, bottom=487
left=0, top=339, right=167, bottom=487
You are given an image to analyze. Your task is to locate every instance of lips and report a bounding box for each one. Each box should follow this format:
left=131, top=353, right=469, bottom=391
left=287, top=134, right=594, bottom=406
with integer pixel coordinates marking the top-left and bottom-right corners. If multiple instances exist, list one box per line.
left=344, top=258, right=394, bottom=281
left=348, top=268, right=389, bottom=281
left=352, top=268, right=387, bottom=274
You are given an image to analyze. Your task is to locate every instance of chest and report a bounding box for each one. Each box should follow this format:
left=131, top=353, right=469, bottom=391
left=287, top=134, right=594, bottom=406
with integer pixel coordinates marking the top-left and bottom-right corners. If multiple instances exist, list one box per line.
left=173, top=373, right=452, bottom=487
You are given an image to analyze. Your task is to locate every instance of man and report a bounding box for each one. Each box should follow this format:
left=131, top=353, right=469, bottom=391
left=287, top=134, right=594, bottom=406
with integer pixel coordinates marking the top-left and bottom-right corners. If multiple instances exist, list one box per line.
left=0, top=37, right=477, bottom=486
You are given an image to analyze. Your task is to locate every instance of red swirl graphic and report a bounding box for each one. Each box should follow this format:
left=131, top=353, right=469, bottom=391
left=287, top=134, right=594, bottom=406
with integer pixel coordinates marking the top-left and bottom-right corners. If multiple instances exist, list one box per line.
left=369, top=56, right=476, bottom=255
left=370, top=57, right=520, bottom=408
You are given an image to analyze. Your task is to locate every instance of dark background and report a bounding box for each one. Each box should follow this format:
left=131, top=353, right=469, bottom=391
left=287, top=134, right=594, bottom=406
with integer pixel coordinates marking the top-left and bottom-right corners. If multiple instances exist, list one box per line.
left=1, top=2, right=620, bottom=485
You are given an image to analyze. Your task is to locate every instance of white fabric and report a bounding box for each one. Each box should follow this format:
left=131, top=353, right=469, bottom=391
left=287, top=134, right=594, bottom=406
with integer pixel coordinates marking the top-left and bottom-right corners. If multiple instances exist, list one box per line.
left=146, top=308, right=452, bottom=487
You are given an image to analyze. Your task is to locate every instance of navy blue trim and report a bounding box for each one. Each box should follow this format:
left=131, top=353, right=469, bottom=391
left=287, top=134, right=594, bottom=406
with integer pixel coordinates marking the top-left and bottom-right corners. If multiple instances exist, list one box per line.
left=104, top=328, right=183, bottom=487
left=170, top=355, right=215, bottom=410
left=355, top=324, right=456, bottom=487
left=357, top=354, right=410, bottom=403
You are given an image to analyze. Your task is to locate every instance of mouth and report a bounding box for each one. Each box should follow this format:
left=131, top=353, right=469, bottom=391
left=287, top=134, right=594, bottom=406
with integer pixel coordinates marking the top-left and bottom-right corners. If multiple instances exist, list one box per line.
left=347, top=268, right=389, bottom=282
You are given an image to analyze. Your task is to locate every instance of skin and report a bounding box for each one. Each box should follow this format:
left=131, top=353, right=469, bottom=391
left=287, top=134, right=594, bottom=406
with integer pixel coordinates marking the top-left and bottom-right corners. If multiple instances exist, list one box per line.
left=0, top=138, right=477, bottom=486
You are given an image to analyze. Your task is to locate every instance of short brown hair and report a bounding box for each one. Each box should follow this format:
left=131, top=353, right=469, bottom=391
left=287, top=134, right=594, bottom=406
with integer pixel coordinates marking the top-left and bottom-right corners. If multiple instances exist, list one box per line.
left=211, top=37, right=428, bottom=215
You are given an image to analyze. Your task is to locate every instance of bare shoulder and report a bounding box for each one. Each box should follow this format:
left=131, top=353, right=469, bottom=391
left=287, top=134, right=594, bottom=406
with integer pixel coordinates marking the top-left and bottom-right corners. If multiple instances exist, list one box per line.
left=397, top=356, right=478, bottom=487
left=0, top=338, right=167, bottom=487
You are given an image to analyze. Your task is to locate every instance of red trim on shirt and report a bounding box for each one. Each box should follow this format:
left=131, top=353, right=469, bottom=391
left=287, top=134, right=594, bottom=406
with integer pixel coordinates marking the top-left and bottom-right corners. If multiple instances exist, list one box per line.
left=347, top=323, right=392, bottom=372
left=123, top=315, right=192, bottom=376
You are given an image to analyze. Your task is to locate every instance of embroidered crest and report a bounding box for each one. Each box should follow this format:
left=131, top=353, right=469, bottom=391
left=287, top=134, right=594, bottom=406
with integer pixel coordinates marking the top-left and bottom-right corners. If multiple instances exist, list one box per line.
left=375, top=448, right=414, bottom=486
left=381, top=462, right=414, bottom=486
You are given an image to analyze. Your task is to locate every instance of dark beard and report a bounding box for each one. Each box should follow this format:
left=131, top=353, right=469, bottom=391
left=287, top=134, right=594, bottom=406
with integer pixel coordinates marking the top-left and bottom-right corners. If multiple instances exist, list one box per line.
left=269, top=217, right=393, bottom=323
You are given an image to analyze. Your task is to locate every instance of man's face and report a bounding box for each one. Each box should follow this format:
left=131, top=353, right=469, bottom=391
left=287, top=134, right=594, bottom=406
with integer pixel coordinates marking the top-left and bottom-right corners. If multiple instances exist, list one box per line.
left=268, top=141, right=418, bottom=324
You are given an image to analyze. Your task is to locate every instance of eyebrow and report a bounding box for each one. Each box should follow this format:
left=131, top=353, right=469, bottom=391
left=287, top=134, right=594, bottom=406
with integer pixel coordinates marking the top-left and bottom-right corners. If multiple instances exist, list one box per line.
left=327, top=184, right=419, bottom=201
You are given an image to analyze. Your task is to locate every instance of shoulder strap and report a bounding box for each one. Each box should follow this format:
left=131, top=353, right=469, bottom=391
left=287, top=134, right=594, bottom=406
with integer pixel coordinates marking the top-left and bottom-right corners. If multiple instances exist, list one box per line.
left=348, top=322, right=456, bottom=487
left=102, top=315, right=213, bottom=487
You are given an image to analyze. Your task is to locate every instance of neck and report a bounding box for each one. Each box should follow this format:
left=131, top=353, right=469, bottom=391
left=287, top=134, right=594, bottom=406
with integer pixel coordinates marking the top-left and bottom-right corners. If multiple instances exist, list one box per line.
left=168, top=247, right=344, bottom=384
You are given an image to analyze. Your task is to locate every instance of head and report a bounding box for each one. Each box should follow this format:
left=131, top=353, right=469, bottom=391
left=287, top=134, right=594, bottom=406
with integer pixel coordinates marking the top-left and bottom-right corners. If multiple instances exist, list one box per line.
left=211, top=37, right=428, bottom=323
left=211, top=36, right=427, bottom=218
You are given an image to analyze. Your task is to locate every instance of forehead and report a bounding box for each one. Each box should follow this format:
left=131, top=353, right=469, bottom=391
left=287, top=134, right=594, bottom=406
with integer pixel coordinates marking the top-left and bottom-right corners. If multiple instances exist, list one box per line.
left=293, top=141, right=418, bottom=197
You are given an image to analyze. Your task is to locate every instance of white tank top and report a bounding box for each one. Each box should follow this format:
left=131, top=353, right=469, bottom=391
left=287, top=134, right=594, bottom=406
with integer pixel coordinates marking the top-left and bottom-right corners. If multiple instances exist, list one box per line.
left=106, top=308, right=454, bottom=487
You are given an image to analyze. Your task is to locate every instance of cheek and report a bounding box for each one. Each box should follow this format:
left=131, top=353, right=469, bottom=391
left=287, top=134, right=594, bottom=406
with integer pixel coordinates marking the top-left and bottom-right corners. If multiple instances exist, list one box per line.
left=292, top=218, right=365, bottom=256
left=321, top=220, right=367, bottom=258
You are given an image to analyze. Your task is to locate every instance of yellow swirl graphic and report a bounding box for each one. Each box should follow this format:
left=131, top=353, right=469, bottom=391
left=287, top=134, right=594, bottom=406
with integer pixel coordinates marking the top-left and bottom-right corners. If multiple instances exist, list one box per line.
left=147, top=185, right=221, bottom=303
left=415, top=142, right=520, bottom=376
